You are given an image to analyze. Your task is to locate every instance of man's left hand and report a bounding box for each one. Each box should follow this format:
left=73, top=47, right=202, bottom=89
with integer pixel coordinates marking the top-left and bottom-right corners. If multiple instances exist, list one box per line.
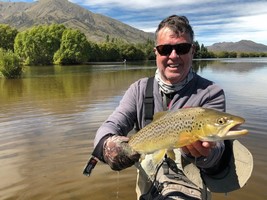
left=181, top=141, right=216, bottom=158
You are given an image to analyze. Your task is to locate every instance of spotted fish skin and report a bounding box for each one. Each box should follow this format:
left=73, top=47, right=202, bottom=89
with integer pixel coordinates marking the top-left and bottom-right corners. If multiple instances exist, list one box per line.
left=128, top=107, right=248, bottom=155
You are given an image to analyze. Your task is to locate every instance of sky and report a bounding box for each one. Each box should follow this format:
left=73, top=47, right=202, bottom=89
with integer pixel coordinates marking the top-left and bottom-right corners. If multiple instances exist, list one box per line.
left=3, top=0, right=267, bottom=46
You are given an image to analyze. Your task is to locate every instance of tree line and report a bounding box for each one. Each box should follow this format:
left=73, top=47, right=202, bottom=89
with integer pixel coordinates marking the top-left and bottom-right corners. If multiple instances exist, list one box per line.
left=0, top=23, right=155, bottom=66
left=1, top=23, right=267, bottom=78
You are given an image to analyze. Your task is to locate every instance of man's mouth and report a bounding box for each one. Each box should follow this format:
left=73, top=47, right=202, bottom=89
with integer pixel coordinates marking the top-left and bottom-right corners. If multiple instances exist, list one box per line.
left=168, top=64, right=180, bottom=68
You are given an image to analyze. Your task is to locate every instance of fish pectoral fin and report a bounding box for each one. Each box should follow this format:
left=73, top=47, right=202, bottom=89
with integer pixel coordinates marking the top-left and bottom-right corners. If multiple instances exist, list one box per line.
left=152, top=149, right=167, bottom=166
left=175, top=133, right=198, bottom=147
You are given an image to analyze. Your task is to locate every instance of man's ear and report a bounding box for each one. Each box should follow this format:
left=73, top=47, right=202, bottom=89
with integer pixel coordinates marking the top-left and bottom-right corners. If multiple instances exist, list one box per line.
left=153, top=47, right=157, bottom=55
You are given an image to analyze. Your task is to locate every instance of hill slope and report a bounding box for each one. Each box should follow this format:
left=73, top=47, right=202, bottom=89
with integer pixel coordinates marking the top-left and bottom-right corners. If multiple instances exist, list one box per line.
left=0, top=0, right=154, bottom=43
left=207, top=40, right=267, bottom=52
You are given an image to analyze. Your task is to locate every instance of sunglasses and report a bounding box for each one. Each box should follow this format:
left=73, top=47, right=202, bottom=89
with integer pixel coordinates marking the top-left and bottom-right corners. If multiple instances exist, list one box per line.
left=156, top=43, right=192, bottom=56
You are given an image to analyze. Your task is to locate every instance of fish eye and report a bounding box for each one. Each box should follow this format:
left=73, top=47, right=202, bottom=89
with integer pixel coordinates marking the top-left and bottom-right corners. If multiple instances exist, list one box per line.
left=217, top=117, right=228, bottom=125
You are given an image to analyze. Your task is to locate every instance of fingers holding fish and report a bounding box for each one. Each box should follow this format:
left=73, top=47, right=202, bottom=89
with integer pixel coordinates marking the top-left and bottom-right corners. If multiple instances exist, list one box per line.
left=103, top=135, right=140, bottom=171
left=181, top=141, right=215, bottom=158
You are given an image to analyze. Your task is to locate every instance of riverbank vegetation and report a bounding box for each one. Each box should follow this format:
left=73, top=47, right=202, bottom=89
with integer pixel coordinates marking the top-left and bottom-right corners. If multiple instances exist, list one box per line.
left=0, top=48, right=23, bottom=79
left=1, top=24, right=267, bottom=71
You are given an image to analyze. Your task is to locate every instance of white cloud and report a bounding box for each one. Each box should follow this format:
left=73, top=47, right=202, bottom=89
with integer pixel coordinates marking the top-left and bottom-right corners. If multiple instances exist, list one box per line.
left=71, top=0, right=214, bottom=10
left=195, top=12, right=267, bottom=45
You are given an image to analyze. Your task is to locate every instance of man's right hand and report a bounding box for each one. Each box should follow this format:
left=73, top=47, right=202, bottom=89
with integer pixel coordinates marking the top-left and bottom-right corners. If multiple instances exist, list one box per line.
left=103, top=135, right=140, bottom=171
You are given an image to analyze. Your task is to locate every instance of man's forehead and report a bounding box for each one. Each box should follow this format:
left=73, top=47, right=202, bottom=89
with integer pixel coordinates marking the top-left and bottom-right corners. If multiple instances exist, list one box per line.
left=157, top=27, right=189, bottom=42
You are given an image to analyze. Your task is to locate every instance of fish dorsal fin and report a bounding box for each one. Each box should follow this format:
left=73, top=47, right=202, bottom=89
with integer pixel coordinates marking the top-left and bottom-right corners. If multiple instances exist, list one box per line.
left=153, top=111, right=168, bottom=121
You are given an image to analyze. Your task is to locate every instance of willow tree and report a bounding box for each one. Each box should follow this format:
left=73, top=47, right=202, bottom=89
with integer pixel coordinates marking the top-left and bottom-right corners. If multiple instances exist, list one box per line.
left=0, top=49, right=22, bottom=79
left=119, top=43, right=145, bottom=61
left=0, top=24, right=18, bottom=51
left=53, top=29, right=90, bottom=64
left=14, top=24, right=66, bottom=65
left=97, top=42, right=121, bottom=62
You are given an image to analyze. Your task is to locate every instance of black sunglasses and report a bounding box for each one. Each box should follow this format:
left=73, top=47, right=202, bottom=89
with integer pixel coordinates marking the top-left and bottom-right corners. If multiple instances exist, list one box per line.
left=156, top=43, right=192, bottom=56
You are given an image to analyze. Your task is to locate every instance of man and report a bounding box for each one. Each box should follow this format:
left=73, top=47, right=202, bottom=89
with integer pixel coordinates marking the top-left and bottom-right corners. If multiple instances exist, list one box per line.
left=90, top=15, right=253, bottom=200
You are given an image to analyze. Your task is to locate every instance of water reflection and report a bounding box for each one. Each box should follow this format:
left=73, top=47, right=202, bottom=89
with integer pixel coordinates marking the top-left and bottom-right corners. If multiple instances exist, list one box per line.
left=0, top=58, right=266, bottom=200
left=194, top=57, right=267, bottom=73
left=0, top=64, right=155, bottom=114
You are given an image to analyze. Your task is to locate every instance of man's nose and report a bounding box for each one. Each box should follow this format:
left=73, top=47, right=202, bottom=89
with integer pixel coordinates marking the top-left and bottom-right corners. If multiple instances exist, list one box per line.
left=169, top=48, right=180, bottom=58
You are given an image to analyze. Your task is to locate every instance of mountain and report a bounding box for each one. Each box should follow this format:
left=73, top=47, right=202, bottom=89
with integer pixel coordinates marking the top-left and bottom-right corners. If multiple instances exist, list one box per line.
left=0, top=0, right=154, bottom=43
left=207, top=40, right=267, bottom=52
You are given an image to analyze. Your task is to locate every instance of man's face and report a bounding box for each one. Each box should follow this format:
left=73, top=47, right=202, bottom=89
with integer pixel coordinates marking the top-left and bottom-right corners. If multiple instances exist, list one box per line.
left=155, top=27, right=195, bottom=84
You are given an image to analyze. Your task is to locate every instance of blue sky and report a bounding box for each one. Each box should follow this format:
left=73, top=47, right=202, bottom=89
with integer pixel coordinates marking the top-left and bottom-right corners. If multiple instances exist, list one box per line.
left=3, top=0, right=267, bottom=46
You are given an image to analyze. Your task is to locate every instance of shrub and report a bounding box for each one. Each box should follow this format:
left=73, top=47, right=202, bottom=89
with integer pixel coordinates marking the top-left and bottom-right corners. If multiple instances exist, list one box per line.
left=0, top=49, right=23, bottom=79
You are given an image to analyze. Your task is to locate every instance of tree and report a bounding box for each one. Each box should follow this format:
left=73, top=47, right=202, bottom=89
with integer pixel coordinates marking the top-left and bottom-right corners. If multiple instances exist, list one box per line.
left=136, top=39, right=155, bottom=60
left=88, top=43, right=101, bottom=62
left=228, top=51, right=237, bottom=58
left=193, top=41, right=201, bottom=58
left=53, top=29, right=90, bottom=64
left=200, top=44, right=209, bottom=58
left=216, top=51, right=230, bottom=58
left=98, top=42, right=121, bottom=62
left=0, top=24, right=18, bottom=51
left=120, top=44, right=145, bottom=61
left=0, top=48, right=23, bottom=79
left=14, top=24, right=65, bottom=65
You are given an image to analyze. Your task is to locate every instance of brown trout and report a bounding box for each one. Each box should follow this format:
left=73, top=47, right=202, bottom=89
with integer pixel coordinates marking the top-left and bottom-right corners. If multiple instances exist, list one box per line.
left=128, top=107, right=248, bottom=156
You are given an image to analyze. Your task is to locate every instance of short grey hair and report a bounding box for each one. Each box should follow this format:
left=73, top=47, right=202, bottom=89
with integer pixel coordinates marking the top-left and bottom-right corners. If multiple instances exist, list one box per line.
left=155, top=15, right=194, bottom=44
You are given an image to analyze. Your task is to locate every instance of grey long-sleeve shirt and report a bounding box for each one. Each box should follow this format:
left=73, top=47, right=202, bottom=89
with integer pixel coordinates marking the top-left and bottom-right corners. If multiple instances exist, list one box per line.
left=93, top=73, right=226, bottom=169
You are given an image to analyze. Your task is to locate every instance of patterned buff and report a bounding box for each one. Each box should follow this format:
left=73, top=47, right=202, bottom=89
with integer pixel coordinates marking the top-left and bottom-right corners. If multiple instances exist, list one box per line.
left=155, top=68, right=194, bottom=94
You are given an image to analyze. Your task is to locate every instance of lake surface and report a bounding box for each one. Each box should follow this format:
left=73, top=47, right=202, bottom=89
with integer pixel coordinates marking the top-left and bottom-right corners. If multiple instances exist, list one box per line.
left=0, top=58, right=266, bottom=200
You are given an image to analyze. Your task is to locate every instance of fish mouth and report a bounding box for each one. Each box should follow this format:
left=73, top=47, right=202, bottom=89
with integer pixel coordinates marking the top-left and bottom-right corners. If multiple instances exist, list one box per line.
left=225, top=123, right=248, bottom=137
left=201, top=121, right=248, bottom=142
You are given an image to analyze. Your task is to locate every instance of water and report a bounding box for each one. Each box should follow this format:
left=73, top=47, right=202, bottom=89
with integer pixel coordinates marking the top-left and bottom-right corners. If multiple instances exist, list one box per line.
left=0, top=59, right=266, bottom=200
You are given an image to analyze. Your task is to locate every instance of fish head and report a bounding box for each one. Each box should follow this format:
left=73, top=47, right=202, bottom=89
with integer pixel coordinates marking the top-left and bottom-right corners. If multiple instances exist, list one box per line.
left=196, top=108, right=248, bottom=141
